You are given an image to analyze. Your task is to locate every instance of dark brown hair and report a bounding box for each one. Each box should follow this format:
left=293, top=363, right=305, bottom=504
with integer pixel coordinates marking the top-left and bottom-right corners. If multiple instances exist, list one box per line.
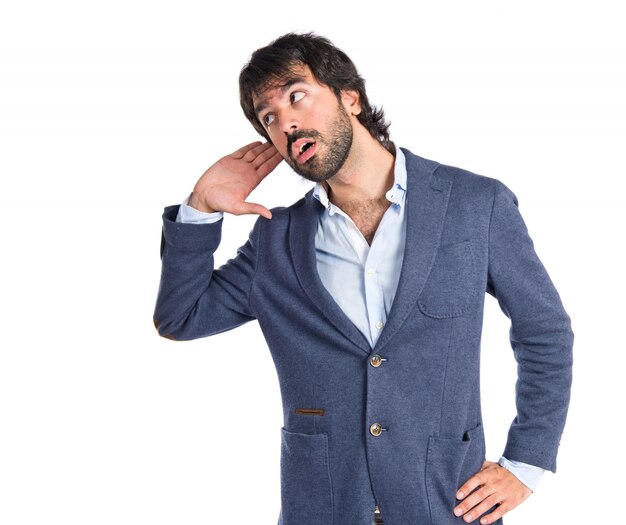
left=239, top=32, right=394, bottom=154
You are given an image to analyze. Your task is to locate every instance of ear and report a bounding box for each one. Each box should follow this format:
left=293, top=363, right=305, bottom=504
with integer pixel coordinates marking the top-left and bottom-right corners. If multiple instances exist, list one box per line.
left=341, top=89, right=362, bottom=117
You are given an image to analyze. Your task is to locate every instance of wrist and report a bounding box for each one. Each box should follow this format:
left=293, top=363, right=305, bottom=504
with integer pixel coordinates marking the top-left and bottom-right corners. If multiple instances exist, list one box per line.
left=188, top=192, right=217, bottom=213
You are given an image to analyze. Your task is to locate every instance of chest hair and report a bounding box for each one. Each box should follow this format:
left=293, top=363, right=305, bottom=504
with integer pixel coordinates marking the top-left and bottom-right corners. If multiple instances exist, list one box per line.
left=341, top=199, right=392, bottom=246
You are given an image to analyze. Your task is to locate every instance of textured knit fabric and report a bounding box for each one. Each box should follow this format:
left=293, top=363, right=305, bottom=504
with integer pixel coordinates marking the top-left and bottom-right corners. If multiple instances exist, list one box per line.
left=175, top=147, right=545, bottom=493
left=155, top=147, right=574, bottom=525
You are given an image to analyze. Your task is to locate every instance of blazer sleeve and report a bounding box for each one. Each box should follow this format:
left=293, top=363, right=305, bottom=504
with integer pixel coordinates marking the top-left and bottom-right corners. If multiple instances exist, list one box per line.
left=486, top=180, right=574, bottom=473
left=153, top=204, right=261, bottom=341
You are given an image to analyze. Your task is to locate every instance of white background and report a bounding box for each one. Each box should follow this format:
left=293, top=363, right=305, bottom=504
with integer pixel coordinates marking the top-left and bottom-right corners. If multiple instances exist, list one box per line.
left=1, top=0, right=624, bottom=523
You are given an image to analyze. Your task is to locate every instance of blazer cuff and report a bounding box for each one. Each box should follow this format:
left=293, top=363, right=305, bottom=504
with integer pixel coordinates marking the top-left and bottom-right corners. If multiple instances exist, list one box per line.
left=161, top=204, right=223, bottom=252
left=502, top=440, right=558, bottom=473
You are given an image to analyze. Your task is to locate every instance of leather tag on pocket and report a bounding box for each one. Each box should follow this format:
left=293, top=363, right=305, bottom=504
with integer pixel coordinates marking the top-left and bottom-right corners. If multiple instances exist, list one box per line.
left=295, top=408, right=325, bottom=416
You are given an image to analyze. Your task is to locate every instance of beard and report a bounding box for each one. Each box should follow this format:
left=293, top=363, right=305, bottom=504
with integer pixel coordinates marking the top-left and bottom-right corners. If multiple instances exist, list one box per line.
left=285, top=101, right=353, bottom=183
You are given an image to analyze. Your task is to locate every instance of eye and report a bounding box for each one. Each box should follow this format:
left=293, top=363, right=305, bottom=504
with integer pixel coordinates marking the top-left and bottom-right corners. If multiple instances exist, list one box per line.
left=262, top=113, right=275, bottom=126
left=290, top=91, right=305, bottom=103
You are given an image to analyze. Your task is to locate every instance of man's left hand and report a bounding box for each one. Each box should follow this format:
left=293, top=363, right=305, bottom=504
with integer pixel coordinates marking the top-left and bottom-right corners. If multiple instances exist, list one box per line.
left=453, top=460, right=532, bottom=524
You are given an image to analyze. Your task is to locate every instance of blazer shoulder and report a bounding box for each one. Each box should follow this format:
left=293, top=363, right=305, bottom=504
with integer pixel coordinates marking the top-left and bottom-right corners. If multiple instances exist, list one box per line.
left=402, top=147, right=502, bottom=199
left=435, top=160, right=504, bottom=198
left=256, top=193, right=308, bottom=231
left=271, top=194, right=306, bottom=217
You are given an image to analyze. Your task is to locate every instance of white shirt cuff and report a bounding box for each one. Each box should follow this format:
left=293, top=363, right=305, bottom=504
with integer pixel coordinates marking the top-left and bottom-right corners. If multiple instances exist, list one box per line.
left=176, top=193, right=224, bottom=224
left=498, top=456, right=545, bottom=492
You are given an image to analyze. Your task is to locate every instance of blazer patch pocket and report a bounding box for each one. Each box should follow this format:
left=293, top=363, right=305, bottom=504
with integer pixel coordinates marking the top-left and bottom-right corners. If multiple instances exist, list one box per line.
left=425, top=423, right=486, bottom=525
left=418, top=240, right=476, bottom=318
left=279, top=427, right=334, bottom=525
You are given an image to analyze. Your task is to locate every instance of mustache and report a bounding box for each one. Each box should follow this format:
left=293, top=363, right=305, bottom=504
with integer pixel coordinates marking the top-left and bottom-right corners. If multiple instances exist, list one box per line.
left=286, top=129, right=323, bottom=153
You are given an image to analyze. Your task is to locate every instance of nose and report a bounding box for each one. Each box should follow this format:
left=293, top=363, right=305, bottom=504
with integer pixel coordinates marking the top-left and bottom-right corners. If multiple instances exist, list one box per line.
left=278, top=108, right=300, bottom=135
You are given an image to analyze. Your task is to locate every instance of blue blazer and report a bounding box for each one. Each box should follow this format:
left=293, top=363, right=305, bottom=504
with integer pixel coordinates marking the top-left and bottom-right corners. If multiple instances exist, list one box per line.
left=154, top=148, right=574, bottom=525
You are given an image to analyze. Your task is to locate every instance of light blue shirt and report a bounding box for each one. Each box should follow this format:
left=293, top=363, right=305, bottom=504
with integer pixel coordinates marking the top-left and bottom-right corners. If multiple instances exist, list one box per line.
left=311, top=148, right=407, bottom=348
left=175, top=145, right=544, bottom=491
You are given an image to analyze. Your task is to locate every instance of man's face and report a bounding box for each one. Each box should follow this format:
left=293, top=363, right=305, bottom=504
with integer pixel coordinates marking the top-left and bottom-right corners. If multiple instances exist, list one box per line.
left=252, top=65, right=358, bottom=183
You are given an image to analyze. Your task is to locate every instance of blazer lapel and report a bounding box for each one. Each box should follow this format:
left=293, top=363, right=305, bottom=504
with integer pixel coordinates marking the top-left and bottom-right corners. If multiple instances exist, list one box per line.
left=289, top=191, right=373, bottom=356
left=288, top=147, right=451, bottom=358
left=372, top=148, right=451, bottom=354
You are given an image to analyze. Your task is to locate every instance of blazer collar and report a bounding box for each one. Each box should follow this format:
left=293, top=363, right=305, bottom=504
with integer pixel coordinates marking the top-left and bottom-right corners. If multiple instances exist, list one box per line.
left=289, top=147, right=451, bottom=357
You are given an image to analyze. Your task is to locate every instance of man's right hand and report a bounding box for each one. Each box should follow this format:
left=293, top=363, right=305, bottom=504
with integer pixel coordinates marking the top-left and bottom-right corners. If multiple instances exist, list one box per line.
left=188, top=141, right=282, bottom=220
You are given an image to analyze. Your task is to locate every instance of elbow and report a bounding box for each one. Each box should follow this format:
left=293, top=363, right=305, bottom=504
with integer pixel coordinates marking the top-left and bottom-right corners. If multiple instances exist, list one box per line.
left=153, top=317, right=179, bottom=341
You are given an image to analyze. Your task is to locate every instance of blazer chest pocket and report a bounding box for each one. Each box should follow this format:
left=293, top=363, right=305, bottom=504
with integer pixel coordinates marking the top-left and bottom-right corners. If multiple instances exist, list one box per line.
left=278, top=427, right=334, bottom=525
left=418, top=240, right=476, bottom=318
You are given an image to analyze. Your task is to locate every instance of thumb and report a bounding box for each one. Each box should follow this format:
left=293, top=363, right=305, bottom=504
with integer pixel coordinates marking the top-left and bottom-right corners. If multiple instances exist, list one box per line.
left=239, top=201, right=273, bottom=220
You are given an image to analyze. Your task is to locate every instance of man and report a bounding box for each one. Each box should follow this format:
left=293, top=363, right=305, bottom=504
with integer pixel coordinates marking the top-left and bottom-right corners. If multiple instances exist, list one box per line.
left=153, top=33, right=573, bottom=525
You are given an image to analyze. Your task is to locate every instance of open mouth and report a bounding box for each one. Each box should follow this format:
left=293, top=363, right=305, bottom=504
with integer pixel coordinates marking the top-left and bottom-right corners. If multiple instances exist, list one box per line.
left=292, top=138, right=317, bottom=164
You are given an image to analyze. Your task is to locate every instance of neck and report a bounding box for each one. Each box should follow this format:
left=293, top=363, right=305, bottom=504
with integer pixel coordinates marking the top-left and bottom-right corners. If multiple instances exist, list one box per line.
left=323, top=128, right=395, bottom=208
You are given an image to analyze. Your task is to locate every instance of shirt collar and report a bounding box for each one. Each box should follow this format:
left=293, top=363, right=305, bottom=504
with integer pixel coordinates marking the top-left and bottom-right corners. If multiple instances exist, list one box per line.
left=312, top=144, right=407, bottom=211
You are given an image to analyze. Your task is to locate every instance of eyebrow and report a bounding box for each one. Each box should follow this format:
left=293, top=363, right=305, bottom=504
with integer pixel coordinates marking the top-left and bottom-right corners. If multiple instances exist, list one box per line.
left=254, top=76, right=306, bottom=117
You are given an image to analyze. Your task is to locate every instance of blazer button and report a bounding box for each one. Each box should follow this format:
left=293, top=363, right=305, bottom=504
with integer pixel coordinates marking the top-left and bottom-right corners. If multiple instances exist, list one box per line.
left=369, top=423, right=386, bottom=436
left=369, top=354, right=387, bottom=367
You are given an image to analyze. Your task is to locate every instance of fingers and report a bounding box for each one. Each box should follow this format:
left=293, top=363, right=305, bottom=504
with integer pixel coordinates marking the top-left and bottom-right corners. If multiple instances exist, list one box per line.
left=456, top=468, right=486, bottom=501
left=472, top=502, right=506, bottom=525
left=217, top=141, right=280, bottom=218
left=230, top=141, right=263, bottom=159
left=228, top=141, right=280, bottom=177
left=233, top=200, right=273, bottom=220
left=242, top=141, right=274, bottom=163
left=455, top=486, right=501, bottom=523
left=454, top=461, right=531, bottom=524
left=256, top=149, right=283, bottom=178
left=252, top=143, right=279, bottom=169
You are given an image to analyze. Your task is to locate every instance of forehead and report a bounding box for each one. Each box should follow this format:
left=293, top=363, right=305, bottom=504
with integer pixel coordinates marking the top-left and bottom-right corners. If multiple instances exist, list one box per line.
left=252, top=64, right=321, bottom=110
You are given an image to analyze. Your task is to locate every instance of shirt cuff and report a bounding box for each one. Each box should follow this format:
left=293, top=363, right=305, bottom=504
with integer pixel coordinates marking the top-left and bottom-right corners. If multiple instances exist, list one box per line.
left=498, top=456, right=545, bottom=492
left=176, top=193, right=224, bottom=224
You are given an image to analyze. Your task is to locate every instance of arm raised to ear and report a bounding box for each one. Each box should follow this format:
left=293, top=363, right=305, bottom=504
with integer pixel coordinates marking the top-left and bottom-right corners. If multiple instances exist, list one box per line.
left=153, top=207, right=263, bottom=341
